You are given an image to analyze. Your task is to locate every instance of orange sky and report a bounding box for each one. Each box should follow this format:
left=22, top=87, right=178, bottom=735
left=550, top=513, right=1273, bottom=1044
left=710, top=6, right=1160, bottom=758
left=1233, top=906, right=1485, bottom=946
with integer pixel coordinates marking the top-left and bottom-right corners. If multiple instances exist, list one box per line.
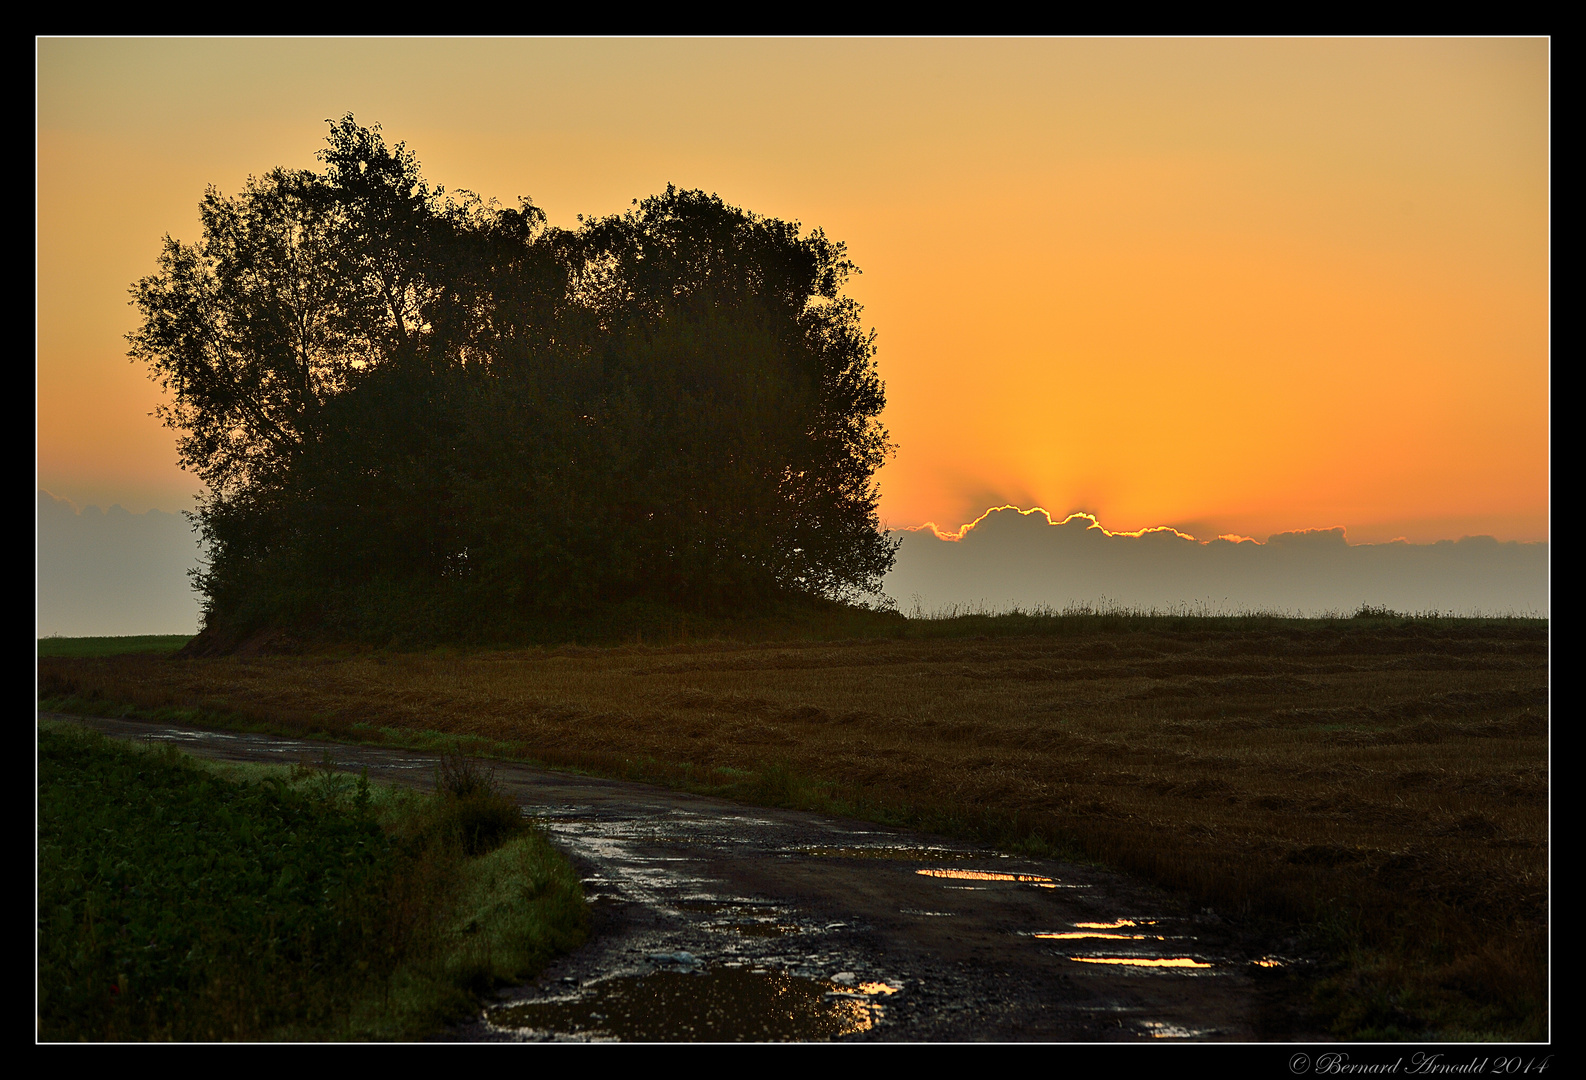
left=36, top=38, right=1548, bottom=544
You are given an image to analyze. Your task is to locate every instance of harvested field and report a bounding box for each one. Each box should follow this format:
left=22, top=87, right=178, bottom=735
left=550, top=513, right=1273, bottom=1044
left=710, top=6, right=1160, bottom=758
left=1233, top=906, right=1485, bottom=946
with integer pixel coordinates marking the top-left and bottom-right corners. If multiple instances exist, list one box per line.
left=38, top=616, right=1548, bottom=1038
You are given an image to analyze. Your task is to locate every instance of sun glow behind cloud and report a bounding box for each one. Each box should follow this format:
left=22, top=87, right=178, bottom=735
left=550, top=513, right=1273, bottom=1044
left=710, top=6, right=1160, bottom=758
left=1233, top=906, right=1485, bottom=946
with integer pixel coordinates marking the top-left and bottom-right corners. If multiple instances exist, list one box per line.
left=913, top=507, right=1210, bottom=544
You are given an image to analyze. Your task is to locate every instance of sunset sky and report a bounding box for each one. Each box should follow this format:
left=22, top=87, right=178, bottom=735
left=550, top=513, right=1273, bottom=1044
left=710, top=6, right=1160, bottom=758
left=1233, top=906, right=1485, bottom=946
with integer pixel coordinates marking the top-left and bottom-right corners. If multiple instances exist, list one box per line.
left=37, top=38, right=1548, bottom=547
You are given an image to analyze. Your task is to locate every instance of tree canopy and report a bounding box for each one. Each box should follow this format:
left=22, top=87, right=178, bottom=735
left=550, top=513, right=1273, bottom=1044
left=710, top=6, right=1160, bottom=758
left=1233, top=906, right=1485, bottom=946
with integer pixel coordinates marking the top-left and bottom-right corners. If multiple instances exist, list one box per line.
left=130, top=117, right=898, bottom=642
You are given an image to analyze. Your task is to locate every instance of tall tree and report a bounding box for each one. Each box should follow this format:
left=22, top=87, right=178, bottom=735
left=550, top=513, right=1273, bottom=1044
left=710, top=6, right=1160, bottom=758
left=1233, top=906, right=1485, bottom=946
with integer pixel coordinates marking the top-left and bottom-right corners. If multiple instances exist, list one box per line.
left=131, top=118, right=896, bottom=642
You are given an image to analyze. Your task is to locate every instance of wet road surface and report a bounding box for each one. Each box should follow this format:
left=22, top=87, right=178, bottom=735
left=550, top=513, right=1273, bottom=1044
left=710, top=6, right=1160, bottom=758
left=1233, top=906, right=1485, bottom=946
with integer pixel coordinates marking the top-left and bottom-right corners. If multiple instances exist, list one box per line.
left=45, top=713, right=1321, bottom=1042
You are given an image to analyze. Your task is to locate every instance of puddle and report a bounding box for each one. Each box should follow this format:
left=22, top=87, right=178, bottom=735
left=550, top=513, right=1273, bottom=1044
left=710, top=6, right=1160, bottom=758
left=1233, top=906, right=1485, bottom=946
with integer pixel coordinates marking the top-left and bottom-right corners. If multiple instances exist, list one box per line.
left=1029, top=918, right=1177, bottom=944
left=674, top=899, right=762, bottom=914
left=1139, top=1020, right=1217, bottom=1038
left=1253, top=956, right=1300, bottom=969
left=1034, top=926, right=1173, bottom=932
left=1032, top=919, right=1216, bottom=973
left=799, top=846, right=977, bottom=860
left=1067, top=957, right=1213, bottom=969
left=670, top=898, right=806, bottom=937
left=916, top=868, right=1056, bottom=883
left=725, top=922, right=802, bottom=938
left=489, top=966, right=890, bottom=1041
left=851, top=982, right=900, bottom=996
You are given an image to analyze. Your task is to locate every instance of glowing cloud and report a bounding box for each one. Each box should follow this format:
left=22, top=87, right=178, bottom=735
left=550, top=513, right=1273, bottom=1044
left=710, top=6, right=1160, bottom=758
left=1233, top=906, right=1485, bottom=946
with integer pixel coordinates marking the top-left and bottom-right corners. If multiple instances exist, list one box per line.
left=884, top=506, right=1547, bottom=616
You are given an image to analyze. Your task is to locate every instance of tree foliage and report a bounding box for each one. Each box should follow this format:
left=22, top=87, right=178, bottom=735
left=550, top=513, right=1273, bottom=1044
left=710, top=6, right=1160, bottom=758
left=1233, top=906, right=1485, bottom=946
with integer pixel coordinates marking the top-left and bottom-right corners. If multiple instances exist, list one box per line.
left=131, top=117, right=897, bottom=641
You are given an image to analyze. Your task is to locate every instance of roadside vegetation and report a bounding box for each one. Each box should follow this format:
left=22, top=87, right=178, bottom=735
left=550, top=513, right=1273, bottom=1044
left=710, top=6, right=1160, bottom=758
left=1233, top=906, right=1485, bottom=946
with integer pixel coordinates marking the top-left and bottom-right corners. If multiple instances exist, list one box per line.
left=36, top=721, right=585, bottom=1041
left=39, top=610, right=1548, bottom=1040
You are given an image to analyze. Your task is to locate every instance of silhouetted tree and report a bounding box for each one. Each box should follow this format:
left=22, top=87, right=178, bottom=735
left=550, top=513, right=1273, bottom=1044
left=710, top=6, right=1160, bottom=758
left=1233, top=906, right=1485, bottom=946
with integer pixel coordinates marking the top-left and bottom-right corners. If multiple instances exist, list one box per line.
left=131, top=117, right=897, bottom=641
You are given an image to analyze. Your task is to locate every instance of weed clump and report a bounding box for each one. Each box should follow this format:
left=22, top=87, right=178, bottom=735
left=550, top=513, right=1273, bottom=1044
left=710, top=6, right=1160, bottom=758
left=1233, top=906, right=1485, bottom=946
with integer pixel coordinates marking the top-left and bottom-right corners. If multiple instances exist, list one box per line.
left=431, top=753, right=524, bottom=856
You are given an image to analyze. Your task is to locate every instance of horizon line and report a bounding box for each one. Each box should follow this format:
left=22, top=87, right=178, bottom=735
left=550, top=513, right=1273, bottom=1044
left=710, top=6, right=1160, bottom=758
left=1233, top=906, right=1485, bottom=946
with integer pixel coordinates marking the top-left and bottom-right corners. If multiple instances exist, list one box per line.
left=896, top=505, right=1548, bottom=548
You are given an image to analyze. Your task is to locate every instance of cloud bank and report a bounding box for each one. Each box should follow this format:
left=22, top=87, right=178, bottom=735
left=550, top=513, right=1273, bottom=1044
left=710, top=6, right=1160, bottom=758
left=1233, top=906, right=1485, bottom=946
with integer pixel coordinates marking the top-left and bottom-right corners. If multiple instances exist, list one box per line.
left=37, top=490, right=203, bottom=637
left=881, top=508, right=1548, bottom=617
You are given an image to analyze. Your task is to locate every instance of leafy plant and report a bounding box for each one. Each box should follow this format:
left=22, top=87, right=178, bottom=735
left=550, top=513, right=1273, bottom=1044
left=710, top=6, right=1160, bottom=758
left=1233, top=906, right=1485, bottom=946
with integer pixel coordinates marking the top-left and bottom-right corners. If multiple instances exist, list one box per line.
left=433, top=752, right=524, bottom=856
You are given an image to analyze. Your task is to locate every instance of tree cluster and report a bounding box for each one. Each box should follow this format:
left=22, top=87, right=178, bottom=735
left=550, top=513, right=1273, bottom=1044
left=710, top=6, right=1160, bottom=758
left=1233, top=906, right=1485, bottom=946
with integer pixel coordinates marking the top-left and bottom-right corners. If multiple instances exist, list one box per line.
left=130, top=117, right=897, bottom=642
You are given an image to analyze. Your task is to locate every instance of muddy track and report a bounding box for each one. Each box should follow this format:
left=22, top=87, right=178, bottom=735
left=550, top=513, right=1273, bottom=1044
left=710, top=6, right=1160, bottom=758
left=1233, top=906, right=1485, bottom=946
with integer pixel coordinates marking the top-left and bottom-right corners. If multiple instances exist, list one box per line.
left=44, top=713, right=1326, bottom=1042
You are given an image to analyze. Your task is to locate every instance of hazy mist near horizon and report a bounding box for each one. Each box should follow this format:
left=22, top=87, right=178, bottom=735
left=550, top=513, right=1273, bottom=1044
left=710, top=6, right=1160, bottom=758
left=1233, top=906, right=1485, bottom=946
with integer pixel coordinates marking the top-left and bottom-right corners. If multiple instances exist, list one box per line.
left=35, top=494, right=1548, bottom=639
left=881, top=508, right=1548, bottom=618
left=37, top=490, right=202, bottom=637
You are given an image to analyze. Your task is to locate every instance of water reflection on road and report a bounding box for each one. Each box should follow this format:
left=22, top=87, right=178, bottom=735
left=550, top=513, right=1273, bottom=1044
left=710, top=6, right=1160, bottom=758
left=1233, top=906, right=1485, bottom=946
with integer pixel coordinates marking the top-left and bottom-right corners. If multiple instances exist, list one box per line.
left=48, top=713, right=1310, bottom=1042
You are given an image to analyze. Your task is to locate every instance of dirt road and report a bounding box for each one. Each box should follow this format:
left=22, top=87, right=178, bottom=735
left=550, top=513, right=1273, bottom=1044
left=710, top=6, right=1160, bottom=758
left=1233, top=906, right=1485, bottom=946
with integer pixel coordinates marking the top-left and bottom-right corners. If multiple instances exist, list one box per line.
left=45, top=712, right=1323, bottom=1042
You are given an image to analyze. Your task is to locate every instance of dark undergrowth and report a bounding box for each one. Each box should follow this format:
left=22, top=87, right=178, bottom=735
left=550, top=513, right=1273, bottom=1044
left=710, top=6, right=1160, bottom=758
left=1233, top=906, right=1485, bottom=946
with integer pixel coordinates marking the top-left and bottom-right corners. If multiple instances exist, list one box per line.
left=36, top=723, right=586, bottom=1041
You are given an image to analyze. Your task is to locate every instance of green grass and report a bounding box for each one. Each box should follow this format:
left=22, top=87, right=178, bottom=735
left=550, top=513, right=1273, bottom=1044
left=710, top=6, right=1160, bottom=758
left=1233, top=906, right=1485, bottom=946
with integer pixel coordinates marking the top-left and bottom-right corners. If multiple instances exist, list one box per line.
left=36, top=721, right=586, bottom=1041
left=37, top=635, right=193, bottom=658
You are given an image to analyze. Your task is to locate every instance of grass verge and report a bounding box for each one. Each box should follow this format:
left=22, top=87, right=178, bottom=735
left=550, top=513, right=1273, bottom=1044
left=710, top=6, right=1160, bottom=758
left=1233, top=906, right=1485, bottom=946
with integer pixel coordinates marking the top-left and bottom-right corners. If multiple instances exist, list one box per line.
left=36, top=720, right=586, bottom=1041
